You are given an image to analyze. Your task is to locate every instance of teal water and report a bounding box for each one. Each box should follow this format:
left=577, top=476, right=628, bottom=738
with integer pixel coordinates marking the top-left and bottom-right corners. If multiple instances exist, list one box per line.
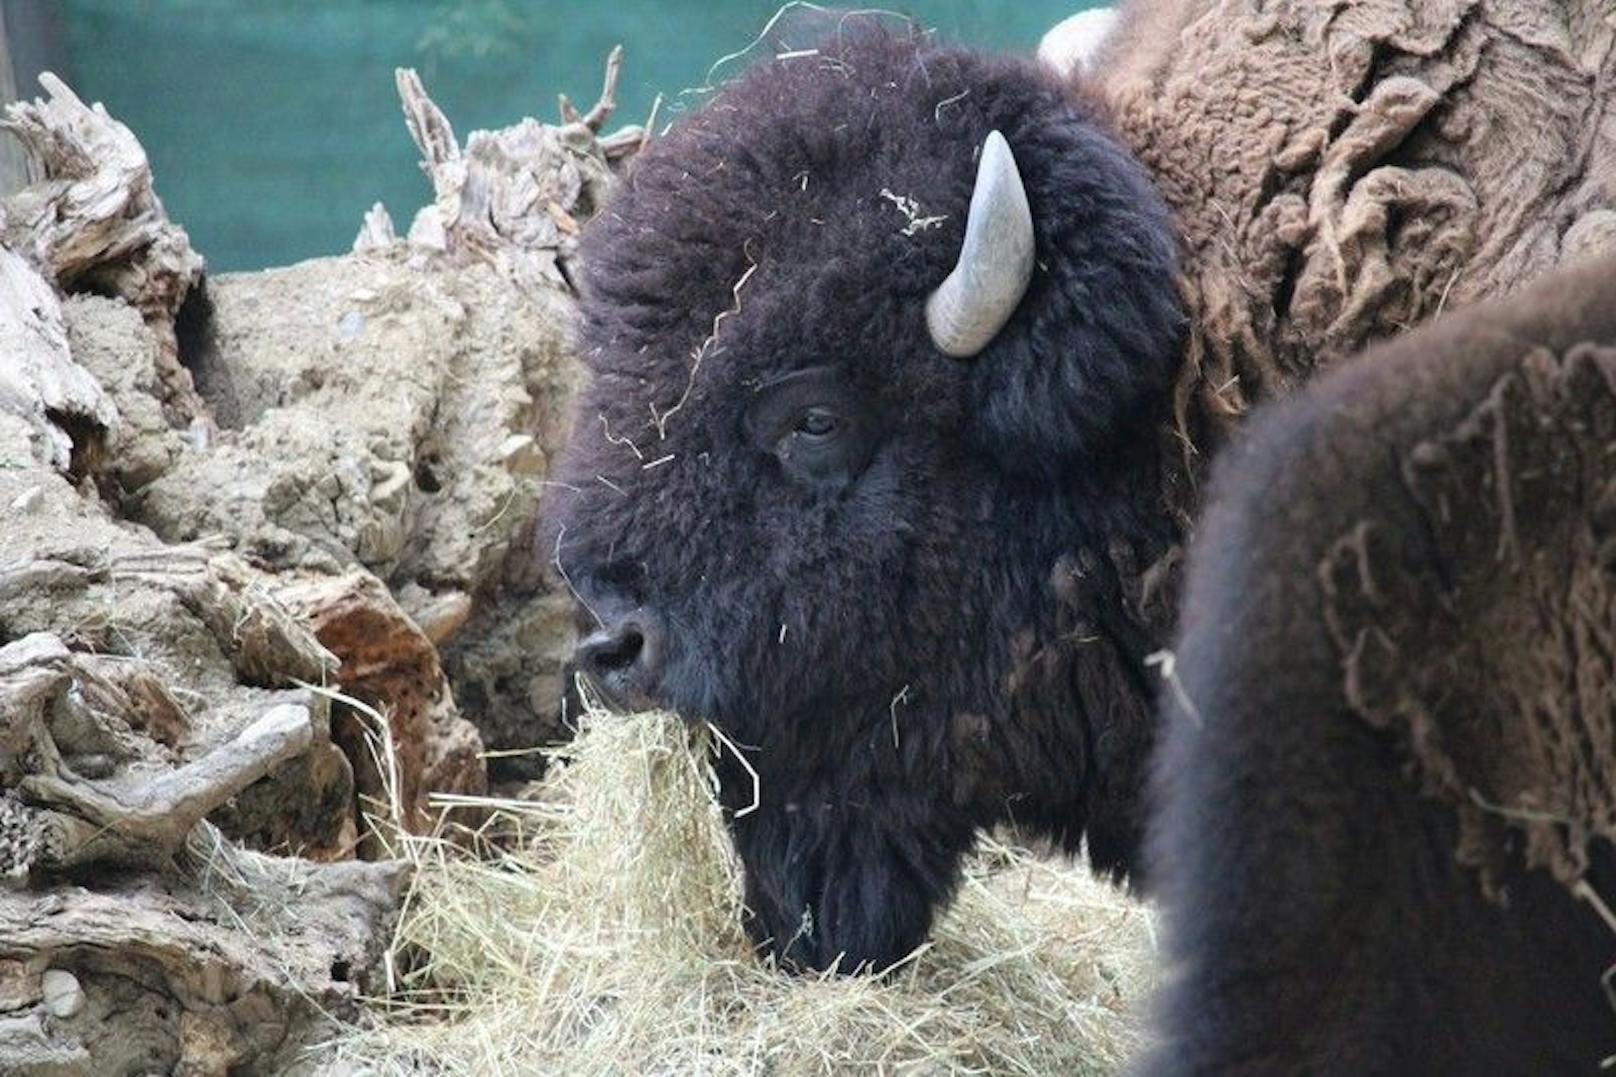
left=58, top=1, right=1093, bottom=271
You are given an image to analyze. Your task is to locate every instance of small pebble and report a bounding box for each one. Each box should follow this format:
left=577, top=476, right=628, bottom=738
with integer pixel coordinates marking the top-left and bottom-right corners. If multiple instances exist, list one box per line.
left=41, top=968, right=84, bottom=1018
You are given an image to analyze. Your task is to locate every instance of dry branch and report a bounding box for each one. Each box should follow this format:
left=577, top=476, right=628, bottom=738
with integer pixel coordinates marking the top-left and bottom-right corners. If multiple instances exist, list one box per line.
left=557, top=42, right=623, bottom=133
left=18, top=705, right=313, bottom=872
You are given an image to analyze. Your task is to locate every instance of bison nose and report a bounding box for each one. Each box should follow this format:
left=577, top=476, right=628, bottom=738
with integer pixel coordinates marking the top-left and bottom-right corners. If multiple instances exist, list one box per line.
left=574, top=611, right=665, bottom=709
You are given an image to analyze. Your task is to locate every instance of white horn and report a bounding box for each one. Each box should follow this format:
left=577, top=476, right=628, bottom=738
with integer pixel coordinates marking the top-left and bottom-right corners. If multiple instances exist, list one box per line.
left=925, top=130, right=1037, bottom=358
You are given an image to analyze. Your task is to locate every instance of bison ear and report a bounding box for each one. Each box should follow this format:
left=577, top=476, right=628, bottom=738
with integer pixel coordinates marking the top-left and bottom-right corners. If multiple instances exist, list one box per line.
left=926, top=131, right=1037, bottom=359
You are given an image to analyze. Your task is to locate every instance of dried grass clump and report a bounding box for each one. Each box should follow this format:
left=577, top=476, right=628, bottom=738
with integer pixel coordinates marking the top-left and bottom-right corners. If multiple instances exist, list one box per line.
left=327, top=711, right=1159, bottom=1075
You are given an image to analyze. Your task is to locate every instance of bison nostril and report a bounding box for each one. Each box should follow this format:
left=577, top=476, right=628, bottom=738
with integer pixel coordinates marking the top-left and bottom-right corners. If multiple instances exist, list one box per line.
left=577, top=615, right=663, bottom=678
left=591, top=625, right=645, bottom=673
left=573, top=610, right=666, bottom=709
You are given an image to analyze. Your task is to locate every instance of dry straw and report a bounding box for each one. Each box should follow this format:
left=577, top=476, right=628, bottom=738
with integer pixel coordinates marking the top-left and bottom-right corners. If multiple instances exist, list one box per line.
left=326, top=709, right=1159, bottom=1074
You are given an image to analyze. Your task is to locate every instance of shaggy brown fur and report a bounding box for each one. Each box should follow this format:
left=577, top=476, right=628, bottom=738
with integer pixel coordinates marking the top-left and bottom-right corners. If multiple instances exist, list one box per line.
left=1146, top=251, right=1616, bottom=1074
left=1097, top=0, right=1616, bottom=498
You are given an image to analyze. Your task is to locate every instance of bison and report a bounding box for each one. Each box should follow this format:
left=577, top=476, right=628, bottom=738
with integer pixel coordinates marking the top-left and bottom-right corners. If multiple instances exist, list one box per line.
left=545, top=21, right=1187, bottom=971
left=1145, top=252, right=1616, bottom=1073
left=544, top=1, right=1616, bottom=1066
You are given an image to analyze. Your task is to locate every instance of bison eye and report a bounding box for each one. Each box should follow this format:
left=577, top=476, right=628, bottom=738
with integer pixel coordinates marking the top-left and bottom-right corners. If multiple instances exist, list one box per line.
left=746, top=366, right=880, bottom=488
left=795, top=408, right=839, bottom=438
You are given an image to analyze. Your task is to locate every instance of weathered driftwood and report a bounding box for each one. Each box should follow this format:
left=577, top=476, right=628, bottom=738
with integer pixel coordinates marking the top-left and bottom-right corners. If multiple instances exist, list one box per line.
left=0, top=541, right=336, bottom=685
left=125, top=245, right=581, bottom=774
left=371, top=47, right=643, bottom=292
left=0, top=633, right=171, bottom=794
left=0, top=837, right=406, bottom=1075
left=275, top=570, right=486, bottom=844
left=0, top=633, right=67, bottom=730
left=0, top=619, right=400, bottom=1074
left=0, top=56, right=616, bottom=1071
left=0, top=627, right=333, bottom=869
left=0, top=416, right=361, bottom=867
left=0, top=72, right=201, bottom=321
left=0, top=246, right=115, bottom=473
left=1, top=71, right=206, bottom=426
left=338, top=52, right=660, bottom=766
left=0, top=533, right=381, bottom=1073
left=0, top=572, right=352, bottom=857
left=5, top=642, right=313, bottom=875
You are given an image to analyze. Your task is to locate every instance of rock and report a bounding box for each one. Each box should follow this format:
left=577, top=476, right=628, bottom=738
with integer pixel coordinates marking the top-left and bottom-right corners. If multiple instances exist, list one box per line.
left=131, top=249, right=578, bottom=589
left=40, top=969, right=83, bottom=1019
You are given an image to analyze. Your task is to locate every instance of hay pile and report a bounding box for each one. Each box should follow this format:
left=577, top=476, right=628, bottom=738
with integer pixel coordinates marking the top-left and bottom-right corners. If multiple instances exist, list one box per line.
left=327, top=711, right=1159, bottom=1074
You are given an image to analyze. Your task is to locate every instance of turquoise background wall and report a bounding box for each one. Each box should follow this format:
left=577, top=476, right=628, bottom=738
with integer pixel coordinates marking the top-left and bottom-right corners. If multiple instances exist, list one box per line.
left=57, top=1, right=1092, bottom=271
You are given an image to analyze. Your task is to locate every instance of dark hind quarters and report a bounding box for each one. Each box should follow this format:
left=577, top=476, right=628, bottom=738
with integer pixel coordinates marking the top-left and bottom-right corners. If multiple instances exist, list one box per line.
left=1147, top=253, right=1616, bottom=1074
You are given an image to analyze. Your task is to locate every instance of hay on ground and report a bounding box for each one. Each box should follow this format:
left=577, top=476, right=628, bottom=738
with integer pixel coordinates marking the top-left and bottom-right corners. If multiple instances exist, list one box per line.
left=325, top=710, right=1158, bottom=1075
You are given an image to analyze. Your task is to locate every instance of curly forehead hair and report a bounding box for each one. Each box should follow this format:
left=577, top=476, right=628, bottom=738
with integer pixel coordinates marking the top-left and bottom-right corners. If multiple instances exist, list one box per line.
left=576, top=21, right=1182, bottom=472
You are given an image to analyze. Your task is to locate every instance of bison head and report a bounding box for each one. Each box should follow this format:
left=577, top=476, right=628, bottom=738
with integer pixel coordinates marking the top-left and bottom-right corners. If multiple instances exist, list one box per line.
left=545, top=23, right=1185, bottom=971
